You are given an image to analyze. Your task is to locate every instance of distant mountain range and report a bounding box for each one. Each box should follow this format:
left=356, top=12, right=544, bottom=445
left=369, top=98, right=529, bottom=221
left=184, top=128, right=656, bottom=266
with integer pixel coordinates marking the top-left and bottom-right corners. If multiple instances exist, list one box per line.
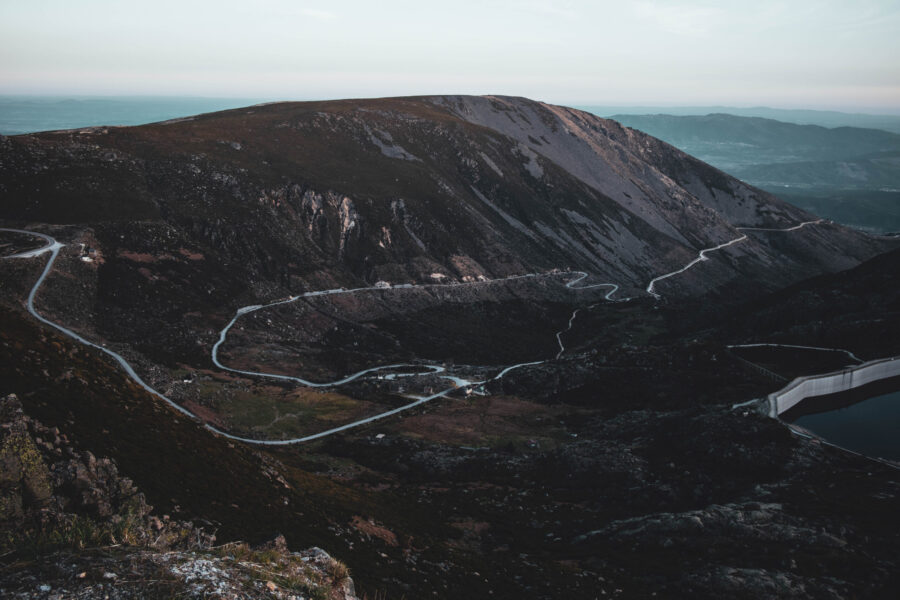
left=606, top=113, right=900, bottom=169
left=606, top=113, right=900, bottom=233
left=580, top=105, right=900, bottom=134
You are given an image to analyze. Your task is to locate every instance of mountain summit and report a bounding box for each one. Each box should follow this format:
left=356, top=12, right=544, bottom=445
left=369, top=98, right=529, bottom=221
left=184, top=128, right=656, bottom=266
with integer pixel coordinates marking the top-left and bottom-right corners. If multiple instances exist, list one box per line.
left=0, top=95, right=886, bottom=301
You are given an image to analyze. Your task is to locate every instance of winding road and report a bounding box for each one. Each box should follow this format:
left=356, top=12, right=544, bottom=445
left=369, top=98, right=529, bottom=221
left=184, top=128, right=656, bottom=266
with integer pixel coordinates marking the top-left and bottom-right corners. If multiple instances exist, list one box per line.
left=557, top=219, right=824, bottom=355
left=2, top=219, right=824, bottom=445
left=211, top=272, right=563, bottom=387
left=0, top=227, right=197, bottom=420
left=646, top=235, right=749, bottom=299
left=644, top=220, right=823, bottom=299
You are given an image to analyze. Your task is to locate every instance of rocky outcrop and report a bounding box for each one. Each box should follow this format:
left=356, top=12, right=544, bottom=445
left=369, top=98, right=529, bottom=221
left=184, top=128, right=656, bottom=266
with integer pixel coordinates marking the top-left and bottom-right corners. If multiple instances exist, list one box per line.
left=0, top=394, right=358, bottom=599
left=0, top=393, right=207, bottom=552
left=1, top=541, right=358, bottom=600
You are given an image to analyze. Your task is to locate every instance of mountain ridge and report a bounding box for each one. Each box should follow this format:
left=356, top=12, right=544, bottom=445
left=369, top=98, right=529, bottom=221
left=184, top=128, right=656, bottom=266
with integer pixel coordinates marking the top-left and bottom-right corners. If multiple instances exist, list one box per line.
left=1, top=95, right=887, bottom=297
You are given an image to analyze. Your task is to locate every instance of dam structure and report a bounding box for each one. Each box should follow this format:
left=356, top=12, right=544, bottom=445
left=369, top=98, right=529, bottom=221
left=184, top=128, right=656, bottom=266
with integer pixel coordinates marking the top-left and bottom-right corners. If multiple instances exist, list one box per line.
left=767, top=356, right=900, bottom=418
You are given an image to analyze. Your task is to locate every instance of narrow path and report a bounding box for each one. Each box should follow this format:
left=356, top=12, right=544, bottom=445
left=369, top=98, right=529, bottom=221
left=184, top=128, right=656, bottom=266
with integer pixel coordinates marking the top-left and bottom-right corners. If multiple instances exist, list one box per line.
left=553, top=272, right=629, bottom=359
left=646, top=235, right=748, bottom=299
left=556, top=309, right=582, bottom=359
left=3, top=219, right=824, bottom=445
left=563, top=271, right=621, bottom=298
left=560, top=220, right=824, bottom=355
left=204, top=385, right=459, bottom=444
left=727, top=343, right=864, bottom=364
left=737, top=220, right=822, bottom=233
left=645, top=220, right=822, bottom=299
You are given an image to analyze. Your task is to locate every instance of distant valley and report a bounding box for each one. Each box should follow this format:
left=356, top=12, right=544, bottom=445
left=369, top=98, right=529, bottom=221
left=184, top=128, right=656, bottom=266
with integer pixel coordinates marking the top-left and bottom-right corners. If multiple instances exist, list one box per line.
left=608, top=112, right=900, bottom=233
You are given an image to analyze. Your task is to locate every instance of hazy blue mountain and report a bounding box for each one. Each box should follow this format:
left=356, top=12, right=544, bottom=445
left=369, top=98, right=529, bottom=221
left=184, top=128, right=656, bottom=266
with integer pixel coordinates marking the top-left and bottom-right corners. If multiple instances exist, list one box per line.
left=579, top=105, right=900, bottom=133
left=607, top=113, right=900, bottom=233
left=607, top=114, right=900, bottom=169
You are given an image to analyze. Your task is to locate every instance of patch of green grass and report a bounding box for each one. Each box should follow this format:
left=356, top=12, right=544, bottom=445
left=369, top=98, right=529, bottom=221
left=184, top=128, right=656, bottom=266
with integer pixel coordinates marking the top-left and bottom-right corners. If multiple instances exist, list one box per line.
left=214, top=387, right=374, bottom=438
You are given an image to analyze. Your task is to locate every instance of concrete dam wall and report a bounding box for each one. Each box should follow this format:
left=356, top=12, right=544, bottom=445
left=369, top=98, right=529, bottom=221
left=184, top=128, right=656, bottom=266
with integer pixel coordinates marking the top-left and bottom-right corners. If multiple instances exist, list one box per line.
left=769, top=356, right=900, bottom=417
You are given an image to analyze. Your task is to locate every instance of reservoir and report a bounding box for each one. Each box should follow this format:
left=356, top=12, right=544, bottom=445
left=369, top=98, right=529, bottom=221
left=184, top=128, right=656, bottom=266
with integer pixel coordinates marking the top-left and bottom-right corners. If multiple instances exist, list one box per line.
left=783, top=376, right=900, bottom=462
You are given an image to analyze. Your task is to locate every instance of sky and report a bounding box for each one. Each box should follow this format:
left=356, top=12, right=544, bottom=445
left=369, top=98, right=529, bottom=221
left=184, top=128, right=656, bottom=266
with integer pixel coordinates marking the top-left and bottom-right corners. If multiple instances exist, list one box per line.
left=2, top=0, right=899, bottom=112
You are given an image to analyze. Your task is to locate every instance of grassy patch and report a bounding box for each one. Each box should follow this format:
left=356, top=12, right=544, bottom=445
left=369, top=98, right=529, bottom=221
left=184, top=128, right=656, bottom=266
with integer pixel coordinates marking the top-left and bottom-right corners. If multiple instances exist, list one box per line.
left=210, top=385, right=382, bottom=438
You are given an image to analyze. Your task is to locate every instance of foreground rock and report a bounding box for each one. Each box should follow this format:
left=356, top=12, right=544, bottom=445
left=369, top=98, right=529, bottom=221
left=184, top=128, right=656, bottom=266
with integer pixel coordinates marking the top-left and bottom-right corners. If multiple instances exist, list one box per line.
left=0, top=394, right=357, bottom=599
left=2, top=544, right=356, bottom=600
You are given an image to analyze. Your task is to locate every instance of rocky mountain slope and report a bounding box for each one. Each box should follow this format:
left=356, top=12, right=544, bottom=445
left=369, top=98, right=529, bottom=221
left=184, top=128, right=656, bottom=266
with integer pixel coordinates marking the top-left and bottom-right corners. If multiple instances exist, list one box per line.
left=0, top=96, right=891, bottom=377
left=0, top=96, right=887, bottom=293
left=1, top=96, right=899, bottom=598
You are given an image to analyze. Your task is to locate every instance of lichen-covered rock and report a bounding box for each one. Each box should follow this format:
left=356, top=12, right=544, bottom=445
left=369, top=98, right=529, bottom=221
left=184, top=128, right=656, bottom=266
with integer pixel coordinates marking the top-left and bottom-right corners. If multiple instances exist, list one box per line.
left=0, top=542, right=358, bottom=599
left=0, top=395, right=53, bottom=522
left=0, top=394, right=358, bottom=599
left=0, top=393, right=203, bottom=552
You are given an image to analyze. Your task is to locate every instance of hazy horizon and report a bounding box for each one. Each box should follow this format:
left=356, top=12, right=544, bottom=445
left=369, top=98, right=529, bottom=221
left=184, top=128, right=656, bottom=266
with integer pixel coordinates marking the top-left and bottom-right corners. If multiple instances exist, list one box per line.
left=3, top=94, right=900, bottom=118
left=6, top=94, right=900, bottom=138
left=2, top=1, right=898, bottom=113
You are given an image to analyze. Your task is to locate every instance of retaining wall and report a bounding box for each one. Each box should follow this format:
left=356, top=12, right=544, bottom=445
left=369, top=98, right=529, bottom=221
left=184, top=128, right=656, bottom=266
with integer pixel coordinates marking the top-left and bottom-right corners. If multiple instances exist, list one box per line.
left=768, top=356, right=900, bottom=417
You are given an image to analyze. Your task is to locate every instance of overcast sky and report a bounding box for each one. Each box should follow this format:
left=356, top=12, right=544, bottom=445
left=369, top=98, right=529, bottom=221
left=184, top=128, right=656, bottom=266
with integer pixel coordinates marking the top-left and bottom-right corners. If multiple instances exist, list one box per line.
left=2, top=0, right=899, bottom=112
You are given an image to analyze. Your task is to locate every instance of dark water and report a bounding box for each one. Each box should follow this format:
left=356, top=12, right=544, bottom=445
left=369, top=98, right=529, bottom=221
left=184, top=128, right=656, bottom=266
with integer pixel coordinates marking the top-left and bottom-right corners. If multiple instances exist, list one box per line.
left=791, top=385, right=900, bottom=461
left=0, top=96, right=272, bottom=135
